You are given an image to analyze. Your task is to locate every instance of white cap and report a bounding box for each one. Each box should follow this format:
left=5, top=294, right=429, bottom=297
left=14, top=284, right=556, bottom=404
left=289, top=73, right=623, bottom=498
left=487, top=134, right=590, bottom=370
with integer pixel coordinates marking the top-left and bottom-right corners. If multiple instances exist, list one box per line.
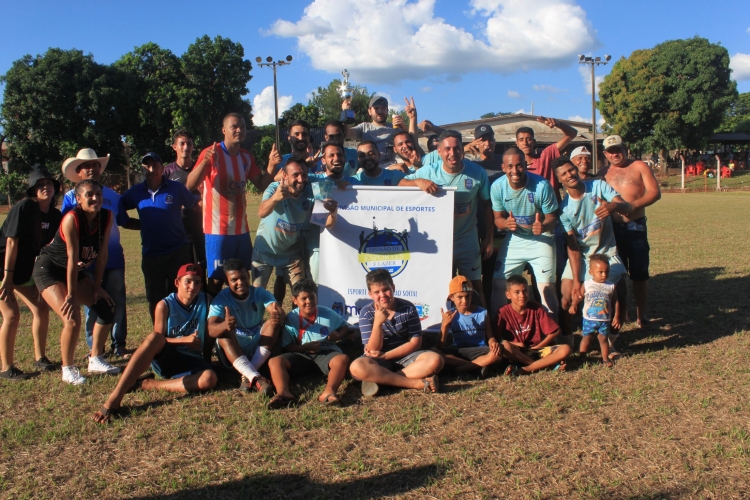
left=570, top=146, right=591, bottom=158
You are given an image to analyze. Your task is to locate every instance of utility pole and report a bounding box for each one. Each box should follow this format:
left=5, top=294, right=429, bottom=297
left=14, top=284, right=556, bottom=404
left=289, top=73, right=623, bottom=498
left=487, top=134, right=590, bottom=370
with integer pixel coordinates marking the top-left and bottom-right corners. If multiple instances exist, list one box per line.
left=255, top=55, right=293, bottom=149
left=578, top=54, right=611, bottom=173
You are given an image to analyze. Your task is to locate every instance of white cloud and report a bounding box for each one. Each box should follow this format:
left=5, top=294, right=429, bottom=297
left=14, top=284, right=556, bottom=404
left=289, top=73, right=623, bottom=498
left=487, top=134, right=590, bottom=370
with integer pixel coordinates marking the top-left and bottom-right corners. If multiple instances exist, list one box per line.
left=508, top=90, right=521, bottom=98
left=567, top=115, right=605, bottom=131
left=731, top=53, right=750, bottom=81
left=533, top=84, right=567, bottom=93
left=252, top=86, right=294, bottom=126
left=578, top=64, right=605, bottom=95
left=513, top=108, right=528, bottom=114
left=268, top=0, right=598, bottom=84
left=421, top=86, right=433, bottom=92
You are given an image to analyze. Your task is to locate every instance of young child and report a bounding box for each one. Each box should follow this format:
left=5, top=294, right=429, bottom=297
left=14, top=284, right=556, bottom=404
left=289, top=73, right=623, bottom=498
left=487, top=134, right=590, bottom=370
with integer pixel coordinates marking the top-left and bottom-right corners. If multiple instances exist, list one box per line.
left=497, top=275, right=571, bottom=375
left=349, top=269, right=443, bottom=397
left=568, top=254, right=620, bottom=367
left=267, top=279, right=350, bottom=408
left=436, top=275, right=503, bottom=378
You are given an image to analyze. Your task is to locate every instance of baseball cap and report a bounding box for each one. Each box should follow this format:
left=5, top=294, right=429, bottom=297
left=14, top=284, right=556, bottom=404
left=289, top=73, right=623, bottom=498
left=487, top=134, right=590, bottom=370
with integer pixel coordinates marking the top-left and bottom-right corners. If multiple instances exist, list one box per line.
left=449, top=275, right=473, bottom=296
left=474, top=124, right=495, bottom=140
left=176, top=263, right=203, bottom=280
left=603, top=135, right=624, bottom=151
left=570, top=146, right=591, bottom=158
left=369, top=95, right=388, bottom=108
left=141, top=152, right=163, bottom=164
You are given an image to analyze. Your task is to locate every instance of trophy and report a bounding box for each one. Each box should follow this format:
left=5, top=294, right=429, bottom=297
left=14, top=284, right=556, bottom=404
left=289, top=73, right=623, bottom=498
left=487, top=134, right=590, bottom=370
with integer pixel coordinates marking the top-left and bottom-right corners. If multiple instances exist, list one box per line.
left=339, top=69, right=355, bottom=124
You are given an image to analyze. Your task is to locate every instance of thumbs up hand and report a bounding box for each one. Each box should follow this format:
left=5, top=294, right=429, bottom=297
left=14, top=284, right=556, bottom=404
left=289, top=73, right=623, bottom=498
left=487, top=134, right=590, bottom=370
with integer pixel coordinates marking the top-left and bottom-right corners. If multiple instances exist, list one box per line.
left=506, top=211, right=517, bottom=232
left=224, top=306, right=236, bottom=333
left=594, top=196, right=615, bottom=219
left=268, top=143, right=282, bottom=174
left=532, top=212, right=543, bottom=235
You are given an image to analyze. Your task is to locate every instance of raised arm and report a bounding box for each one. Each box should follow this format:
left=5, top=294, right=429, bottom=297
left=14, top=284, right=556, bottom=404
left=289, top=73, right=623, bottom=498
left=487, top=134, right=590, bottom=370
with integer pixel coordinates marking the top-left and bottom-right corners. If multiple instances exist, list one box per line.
left=186, top=143, right=217, bottom=191
left=537, top=116, right=577, bottom=152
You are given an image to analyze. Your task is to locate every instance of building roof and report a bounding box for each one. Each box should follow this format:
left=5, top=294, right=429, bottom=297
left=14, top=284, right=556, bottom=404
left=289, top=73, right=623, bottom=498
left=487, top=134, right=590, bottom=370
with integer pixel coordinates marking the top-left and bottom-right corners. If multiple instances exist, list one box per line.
left=433, top=113, right=595, bottom=144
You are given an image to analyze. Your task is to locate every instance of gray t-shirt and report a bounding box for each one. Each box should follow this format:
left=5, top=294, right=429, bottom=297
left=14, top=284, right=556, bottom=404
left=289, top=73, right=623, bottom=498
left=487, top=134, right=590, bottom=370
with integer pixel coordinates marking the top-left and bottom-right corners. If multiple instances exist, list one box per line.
left=353, top=122, right=398, bottom=165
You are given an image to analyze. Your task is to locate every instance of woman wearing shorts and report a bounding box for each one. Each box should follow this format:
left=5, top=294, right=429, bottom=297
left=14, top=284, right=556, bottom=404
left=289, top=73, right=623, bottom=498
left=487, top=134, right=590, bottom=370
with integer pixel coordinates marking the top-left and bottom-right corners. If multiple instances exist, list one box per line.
left=0, top=169, right=63, bottom=380
left=33, top=179, right=119, bottom=385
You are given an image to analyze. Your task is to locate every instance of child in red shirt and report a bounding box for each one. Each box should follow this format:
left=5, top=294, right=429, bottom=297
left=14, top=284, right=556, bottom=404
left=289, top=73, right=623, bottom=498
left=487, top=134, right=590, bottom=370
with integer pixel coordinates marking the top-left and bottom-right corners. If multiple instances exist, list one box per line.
left=497, top=275, right=571, bottom=375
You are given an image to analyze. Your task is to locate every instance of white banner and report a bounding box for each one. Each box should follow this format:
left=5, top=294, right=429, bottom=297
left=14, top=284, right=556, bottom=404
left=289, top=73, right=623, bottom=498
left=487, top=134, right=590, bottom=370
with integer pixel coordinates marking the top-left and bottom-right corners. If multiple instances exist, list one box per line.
left=318, top=186, right=455, bottom=331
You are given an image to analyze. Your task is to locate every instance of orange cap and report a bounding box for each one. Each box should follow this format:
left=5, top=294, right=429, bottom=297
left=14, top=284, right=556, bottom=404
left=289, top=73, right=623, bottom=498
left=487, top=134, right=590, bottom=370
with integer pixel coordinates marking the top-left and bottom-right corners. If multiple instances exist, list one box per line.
left=449, top=275, right=472, bottom=296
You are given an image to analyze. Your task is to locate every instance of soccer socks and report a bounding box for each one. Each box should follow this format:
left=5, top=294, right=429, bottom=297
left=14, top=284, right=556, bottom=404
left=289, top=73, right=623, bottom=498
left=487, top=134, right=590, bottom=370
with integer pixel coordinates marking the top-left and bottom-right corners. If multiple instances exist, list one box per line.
left=250, top=346, right=272, bottom=369
left=232, top=356, right=260, bottom=381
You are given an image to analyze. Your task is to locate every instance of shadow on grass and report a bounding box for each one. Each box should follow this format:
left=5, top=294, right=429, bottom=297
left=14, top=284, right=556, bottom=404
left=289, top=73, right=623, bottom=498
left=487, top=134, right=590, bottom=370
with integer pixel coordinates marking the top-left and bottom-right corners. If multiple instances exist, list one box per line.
left=132, top=463, right=443, bottom=499
left=622, top=266, right=750, bottom=352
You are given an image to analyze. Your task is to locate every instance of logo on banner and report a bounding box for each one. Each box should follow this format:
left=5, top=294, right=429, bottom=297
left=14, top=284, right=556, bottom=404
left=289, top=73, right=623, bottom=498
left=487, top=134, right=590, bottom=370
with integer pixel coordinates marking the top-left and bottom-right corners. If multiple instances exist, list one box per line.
left=357, top=217, right=411, bottom=277
left=413, top=302, right=430, bottom=321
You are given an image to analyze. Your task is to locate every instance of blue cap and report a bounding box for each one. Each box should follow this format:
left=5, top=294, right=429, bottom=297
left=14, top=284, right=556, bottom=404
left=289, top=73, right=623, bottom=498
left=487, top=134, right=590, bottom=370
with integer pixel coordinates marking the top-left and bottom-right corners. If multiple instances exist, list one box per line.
left=141, top=152, right=162, bottom=164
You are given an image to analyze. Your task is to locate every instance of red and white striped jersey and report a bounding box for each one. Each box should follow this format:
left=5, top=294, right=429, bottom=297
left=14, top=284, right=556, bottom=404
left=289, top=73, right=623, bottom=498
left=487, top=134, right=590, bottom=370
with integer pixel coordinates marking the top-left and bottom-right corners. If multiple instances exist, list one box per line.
left=196, top=142, right=261, bottom=235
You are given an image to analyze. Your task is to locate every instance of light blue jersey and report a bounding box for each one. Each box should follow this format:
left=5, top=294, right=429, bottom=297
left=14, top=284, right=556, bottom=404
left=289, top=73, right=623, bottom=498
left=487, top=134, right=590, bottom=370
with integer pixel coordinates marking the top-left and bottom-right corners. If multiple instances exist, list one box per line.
left=422, top=150, right=441, bottom=167
left=447, top=306, right=488, bottom=348
left=559, top=179, right=619, bottom=259
left=490, top=172, right=558, bottom=242
left=209, top=286, right=276, bottom=336
left=162, top=292, right=209, bottom=358
left=314, top=147, right=358, bottom=176
left=282, top=306, right=346, bottom=347
left=405, top=160, right=490, bottom=255
left=253, top=182, right=314, bottom=267
left=349, top=168, right=405, bottom=186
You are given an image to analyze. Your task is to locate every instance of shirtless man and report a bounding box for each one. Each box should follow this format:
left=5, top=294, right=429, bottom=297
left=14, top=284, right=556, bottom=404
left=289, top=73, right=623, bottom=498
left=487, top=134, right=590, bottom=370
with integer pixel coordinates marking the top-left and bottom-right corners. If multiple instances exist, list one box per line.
left=598, top=135, right=661, bottom=330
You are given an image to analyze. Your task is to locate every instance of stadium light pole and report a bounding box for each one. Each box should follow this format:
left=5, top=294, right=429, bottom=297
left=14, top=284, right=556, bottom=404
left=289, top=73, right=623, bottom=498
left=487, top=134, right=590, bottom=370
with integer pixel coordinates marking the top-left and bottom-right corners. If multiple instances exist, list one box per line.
left=578, top=54, right=611, bottom=173
left=256, top=55, right=293, bottom=148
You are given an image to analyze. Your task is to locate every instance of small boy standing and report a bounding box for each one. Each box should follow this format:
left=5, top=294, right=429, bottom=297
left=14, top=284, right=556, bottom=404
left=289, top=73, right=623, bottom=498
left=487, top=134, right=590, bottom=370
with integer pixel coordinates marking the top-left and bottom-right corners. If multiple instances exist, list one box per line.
left=267, top=279, right=350, bottom=408
left=498, top=275, right=571, bottom=375
left=569, top=254, right=620, bottom=367
left=436, top=276, right=503, bottom=377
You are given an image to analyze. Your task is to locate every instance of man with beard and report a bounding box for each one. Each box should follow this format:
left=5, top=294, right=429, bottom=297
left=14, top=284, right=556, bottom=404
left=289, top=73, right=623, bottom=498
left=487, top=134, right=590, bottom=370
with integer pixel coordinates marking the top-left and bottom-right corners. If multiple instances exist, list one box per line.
left=349, top=141, right=407, bottom=186
left=267, top=119, right=316, bottom=178
left=570, top=146, right=593, bottom=180
left=400, top=130, right=493, bottom=306
left=598, top=135, right=661, bottom=330
left=315, top=119, right=358, bottom=176
left=515, top=117, right=578, bottom=197
left=252, top=157, right=338, bottom=297
left=390, top=130, right=423, bottom=173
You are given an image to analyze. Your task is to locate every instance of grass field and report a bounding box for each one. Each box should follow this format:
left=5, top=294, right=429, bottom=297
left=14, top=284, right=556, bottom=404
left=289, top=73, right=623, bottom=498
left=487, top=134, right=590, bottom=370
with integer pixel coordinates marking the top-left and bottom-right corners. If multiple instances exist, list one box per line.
left=1, top=192, right=749, bottom=499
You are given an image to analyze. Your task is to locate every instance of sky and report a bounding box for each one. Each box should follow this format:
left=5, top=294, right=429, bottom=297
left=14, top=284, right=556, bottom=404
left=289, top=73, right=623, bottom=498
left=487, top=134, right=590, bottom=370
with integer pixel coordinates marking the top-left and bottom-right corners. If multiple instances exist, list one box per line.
left=1, top=0, right=748, bottom=130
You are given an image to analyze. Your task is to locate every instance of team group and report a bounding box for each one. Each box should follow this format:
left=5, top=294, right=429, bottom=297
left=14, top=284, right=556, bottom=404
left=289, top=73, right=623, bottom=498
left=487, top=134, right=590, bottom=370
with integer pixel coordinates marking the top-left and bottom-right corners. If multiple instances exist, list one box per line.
left=0, top=94, right=660, bottom=422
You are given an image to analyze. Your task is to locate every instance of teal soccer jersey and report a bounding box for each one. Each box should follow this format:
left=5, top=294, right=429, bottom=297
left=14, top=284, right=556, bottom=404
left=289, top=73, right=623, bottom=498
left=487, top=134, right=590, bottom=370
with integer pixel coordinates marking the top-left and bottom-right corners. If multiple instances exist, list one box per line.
left=253, top=181, right=314, bottom=267
left=405, top=160, right=490, bottom=255
left=490, top=172, right=558, bottom=241
left=282, top=306, right=347, bottom=347
left=559, top=179, right=620, bottom=260
left=208, top=287, right=276, bottom=335
left=349, top=168, right=405, bottom=186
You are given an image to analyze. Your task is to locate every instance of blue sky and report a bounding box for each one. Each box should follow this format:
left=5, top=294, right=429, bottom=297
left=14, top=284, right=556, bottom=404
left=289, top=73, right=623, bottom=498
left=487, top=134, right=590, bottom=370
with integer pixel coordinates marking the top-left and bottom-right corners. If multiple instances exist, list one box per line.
left=1, top=0, right=748, bottom=129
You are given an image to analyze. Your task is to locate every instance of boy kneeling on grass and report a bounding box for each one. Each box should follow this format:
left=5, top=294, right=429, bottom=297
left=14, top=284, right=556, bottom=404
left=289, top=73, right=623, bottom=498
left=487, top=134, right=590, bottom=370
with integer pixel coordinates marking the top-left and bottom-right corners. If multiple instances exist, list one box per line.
left=349, top=269, right=443, bottom=396
left=93, top=264, right=217, bottom=424
left=568, top=254, right=620, bottom=367
left=435, top=275, right=503, bottom=378
left=498, top=275, right=571, bottom=375
left=267, top=279, right=350, bottom=408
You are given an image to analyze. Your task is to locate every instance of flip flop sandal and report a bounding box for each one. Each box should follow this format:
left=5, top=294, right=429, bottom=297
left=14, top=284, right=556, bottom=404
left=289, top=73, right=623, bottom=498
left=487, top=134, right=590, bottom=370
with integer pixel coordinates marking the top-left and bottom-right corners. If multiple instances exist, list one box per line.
left=320, top=394, right=341, bottom=406
left=422, top=375, right=440, bottom=394
left=504, top=365, right=521, bottom=376
left=94, top=406, right=121, bottom=424
left=553, top=361, right=567, bottom=372
left=267, top=394, right=296, bottom=410
left=126, top=373, right=155, bottom=394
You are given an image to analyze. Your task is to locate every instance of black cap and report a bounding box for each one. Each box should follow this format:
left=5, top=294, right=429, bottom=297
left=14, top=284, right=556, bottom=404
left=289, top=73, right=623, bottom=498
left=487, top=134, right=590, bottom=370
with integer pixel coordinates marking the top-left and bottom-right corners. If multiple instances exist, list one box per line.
left=474, top=124, right=494, bottom=140
left=26, top=168, right=61, bottom=198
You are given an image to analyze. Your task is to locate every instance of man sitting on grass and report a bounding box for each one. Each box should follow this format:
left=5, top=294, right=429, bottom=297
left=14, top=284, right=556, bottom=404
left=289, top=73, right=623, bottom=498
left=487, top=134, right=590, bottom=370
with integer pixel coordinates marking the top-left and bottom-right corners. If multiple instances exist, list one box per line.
left=92, top=263, right=218, bottom=424
left=267, top=279, right=350, bottom=408
left=435, top=275, right=503, bottom=378
left=498, top=275, right=571, bottom=375
left=208, top=258, right=284, bottom=397
left=349, top=269, right=443, bottom=396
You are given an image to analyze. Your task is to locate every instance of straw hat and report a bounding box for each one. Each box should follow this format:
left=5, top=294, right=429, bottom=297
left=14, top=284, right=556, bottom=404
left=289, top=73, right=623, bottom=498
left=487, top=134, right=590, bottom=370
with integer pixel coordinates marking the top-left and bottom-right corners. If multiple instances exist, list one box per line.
left=61, top=148, right=110, bottom=182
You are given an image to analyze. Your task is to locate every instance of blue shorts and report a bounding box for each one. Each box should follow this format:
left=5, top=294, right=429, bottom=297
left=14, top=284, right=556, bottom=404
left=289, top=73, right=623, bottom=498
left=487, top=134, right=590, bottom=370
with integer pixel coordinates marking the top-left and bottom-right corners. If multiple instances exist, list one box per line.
left=151, top=343, right=213, bottom=379
left=582, top=318, right=610, bottom=337
left=494, top=234, right=556, bottom=283
left=215, top=327, right=262, bottom=368
left=205, top=233, right=253, bottom=280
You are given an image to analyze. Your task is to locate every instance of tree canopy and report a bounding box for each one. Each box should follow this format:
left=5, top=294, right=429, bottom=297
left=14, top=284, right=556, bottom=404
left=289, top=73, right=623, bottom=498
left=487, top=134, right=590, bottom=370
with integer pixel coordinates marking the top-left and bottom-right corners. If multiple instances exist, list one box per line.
left=716, top=92, right=750, bottom=135
left=309, top=79, right=372, bottom=124
left=598, top=37, right=737, bottom=152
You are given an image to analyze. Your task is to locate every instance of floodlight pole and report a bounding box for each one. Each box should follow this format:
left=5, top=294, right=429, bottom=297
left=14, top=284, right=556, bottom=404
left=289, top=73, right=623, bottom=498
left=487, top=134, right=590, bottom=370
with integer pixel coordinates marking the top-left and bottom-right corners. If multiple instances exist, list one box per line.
left=578, top=55, right=610, bottom=174
left=256, top=55, right=293, bottom=149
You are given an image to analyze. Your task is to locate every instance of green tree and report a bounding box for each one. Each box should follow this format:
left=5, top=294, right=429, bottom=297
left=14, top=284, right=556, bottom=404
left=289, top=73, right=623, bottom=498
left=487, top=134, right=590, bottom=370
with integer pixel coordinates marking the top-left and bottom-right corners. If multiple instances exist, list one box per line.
left=309, top=79, right=372, bottom=123
left=598, top=37, right=737, bottom=152
left=279, top=102, right=324, bottom=130
left=0, top=170, right=29, bottom=207
left=716, top=92, right=750, bottom=134
left=480, top=111, right=513, bottom=119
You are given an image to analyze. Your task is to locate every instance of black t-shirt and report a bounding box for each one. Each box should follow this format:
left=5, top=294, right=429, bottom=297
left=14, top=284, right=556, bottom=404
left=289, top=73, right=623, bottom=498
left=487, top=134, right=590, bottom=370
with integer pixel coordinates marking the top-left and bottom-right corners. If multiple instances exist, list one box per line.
left=164, top=162, right=202, bottom=240
left=0, top=198, right=63, bottom=284
left=40, top=207, right=110, bottom=271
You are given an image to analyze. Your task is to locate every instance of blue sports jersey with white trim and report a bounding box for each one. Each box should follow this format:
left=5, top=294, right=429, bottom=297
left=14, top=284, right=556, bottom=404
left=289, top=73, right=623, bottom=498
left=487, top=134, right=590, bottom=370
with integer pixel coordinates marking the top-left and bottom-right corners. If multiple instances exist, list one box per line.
left=349, top=168, right=406, bottom=186
left=490, top=172, right=558, bottom=242
left=208, top=287, right=276, bottom=335
left=559, top=179, right=620, bottom=260
left=162, top=292, right=208, bottom=358
left=282, top=306, right=347, bottom=346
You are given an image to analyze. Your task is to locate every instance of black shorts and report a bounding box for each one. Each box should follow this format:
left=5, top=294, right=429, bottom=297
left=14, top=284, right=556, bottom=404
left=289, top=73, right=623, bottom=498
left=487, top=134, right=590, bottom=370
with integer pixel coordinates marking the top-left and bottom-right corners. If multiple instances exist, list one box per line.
left=442, top=346, right=490, bottom=361
left=150, top=343, right=213, bottom=379
left=32, top=254, right=86, bottom=293
left=613, top=217, right=650, bottom=281
left=279, top=348, right=346, bottom=376
left=142, top=244, right=193, bottom=304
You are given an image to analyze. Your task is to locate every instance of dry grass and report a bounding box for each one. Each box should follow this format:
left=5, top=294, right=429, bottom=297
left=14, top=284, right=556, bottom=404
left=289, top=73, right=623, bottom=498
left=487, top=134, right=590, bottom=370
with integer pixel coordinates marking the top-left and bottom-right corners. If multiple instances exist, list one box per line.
left=1, top=192, right=750, bottom=499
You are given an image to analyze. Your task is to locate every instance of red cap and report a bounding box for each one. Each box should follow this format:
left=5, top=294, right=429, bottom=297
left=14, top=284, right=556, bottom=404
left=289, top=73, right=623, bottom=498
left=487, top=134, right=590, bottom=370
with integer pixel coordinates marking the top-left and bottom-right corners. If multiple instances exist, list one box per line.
left=176, top=263, right=202, bottom=280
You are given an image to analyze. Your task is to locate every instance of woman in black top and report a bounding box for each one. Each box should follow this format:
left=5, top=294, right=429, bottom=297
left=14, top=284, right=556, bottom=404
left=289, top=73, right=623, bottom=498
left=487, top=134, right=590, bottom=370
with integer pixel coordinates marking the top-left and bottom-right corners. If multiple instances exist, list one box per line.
left=0, top=169, right=62, bottom=380
left=33, top=179, right=117, bottom=385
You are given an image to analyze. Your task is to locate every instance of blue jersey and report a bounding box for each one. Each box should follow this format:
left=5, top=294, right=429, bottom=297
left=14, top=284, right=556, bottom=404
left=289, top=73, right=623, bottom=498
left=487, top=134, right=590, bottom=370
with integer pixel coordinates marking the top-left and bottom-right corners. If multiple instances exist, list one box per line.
left=62, top=186, right=128, bottom=269
left=349, top=168, right=405, bottom=187
left=209, top=286, right=276, bottom=336
left=447, top=306, right=488, bottom=348
left=282, top=306, right=346, bottom=347
left=253, top=182, right=314, bottom=266
left=490, top=172, right=558, bottom=242
left=405, top=160, right=490, bottom=254
left=121, top=179, right=198, bottom=256
left=314, top=147, right=358, bottom=177
left=559, top=179, right=620, bottom=260
left=162, top=292, right=209, bottom=358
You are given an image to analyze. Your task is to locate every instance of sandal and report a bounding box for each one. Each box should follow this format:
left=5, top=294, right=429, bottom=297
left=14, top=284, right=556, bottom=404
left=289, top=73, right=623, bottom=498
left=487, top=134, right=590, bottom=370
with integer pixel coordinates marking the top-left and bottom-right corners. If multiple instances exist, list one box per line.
left=93, top=405, right=121, bottom=425
left=504, top=365, right=521, bottom=376
left=553, top=361, right=567, bottom=372
left=126, top=373, right=155, bottom=394
left=267, top=394, right=296, bottom=410
left=320, top=394, right=341, bottom=406
left=422, top=375, right=440, bottom=394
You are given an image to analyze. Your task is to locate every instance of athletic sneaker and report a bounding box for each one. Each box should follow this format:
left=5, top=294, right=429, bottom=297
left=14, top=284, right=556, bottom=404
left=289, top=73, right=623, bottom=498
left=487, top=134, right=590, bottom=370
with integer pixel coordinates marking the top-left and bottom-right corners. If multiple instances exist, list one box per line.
left=361, top=381, right=379, bottom=397
left=0, top=366, right=32, bottom=381
left=34, top=356, right=57, bottom=372
left=88, top=355, right=121, bottom=375
left=62, top=366, right=86, bottom=385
